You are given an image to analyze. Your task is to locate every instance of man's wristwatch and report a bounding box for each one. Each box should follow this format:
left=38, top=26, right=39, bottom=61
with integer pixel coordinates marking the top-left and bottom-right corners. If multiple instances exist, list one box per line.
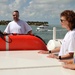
left=48, top=50, right=51, bottom=53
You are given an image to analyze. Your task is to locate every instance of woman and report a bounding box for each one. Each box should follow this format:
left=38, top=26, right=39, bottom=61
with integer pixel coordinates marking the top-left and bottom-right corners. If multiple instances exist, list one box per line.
left=39, top=10, right=75, bottom=60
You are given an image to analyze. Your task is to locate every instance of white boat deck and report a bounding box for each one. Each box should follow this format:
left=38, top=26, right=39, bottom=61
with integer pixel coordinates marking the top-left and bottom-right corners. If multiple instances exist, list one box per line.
left=0, top=50, right=75, bottom=75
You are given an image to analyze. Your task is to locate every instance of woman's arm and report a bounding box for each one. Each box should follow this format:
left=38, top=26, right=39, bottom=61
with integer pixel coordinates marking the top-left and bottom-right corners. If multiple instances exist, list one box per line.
left=59, top=53, right=74, bottom=59
left=47, top=52, right=74, bottom=59
left=38, top=47, right=60, bottom=54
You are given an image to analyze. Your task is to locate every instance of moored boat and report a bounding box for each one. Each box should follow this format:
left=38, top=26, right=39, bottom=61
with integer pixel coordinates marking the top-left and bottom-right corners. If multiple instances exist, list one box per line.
left=36, top=25, right=49, bottom=31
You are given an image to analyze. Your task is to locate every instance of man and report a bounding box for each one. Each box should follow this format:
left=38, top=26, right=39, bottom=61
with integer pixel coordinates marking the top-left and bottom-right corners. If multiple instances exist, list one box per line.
left=4, top=10, right=32, bottom=34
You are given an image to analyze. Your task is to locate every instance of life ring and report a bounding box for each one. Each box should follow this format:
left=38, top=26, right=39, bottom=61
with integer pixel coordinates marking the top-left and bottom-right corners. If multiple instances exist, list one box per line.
left=0, top=35, right=47, bottom=51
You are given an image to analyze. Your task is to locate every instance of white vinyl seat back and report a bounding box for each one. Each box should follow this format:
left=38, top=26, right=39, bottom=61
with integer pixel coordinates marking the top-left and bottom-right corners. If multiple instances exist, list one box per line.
left=47, top=39, right=62, bottom=50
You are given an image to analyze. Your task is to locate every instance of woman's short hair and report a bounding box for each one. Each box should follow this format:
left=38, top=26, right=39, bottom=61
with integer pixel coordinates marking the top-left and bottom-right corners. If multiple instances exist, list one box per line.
left=60, top=10, right=75, bottom=30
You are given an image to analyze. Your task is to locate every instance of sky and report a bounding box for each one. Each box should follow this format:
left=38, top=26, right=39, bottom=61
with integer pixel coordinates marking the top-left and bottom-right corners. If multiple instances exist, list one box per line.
left=0, top=0, right=75, bottom=25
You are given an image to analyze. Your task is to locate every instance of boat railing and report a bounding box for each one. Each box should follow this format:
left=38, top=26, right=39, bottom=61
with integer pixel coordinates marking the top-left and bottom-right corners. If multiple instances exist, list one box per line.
left=47, top=27, right=63, bottom=50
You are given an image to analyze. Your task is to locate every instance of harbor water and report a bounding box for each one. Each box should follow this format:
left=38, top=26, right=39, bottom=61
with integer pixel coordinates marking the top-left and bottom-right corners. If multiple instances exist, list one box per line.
left=0, top=25, right=67, bottom=44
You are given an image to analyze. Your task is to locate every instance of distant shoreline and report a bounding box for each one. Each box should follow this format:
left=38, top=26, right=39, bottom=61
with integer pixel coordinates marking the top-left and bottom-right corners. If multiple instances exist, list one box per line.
left=0, top=20, right=49, bottom=26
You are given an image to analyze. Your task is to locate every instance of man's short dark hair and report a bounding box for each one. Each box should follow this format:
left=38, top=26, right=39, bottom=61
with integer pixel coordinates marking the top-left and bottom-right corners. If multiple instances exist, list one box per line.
left=13, top=10, right=19, bottom=14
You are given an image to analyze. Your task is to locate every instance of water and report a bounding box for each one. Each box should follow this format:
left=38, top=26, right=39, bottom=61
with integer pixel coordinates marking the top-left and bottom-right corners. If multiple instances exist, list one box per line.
left=0, top=25, right=67, bottom=44
left=31, top=25, right=67, bottom=43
